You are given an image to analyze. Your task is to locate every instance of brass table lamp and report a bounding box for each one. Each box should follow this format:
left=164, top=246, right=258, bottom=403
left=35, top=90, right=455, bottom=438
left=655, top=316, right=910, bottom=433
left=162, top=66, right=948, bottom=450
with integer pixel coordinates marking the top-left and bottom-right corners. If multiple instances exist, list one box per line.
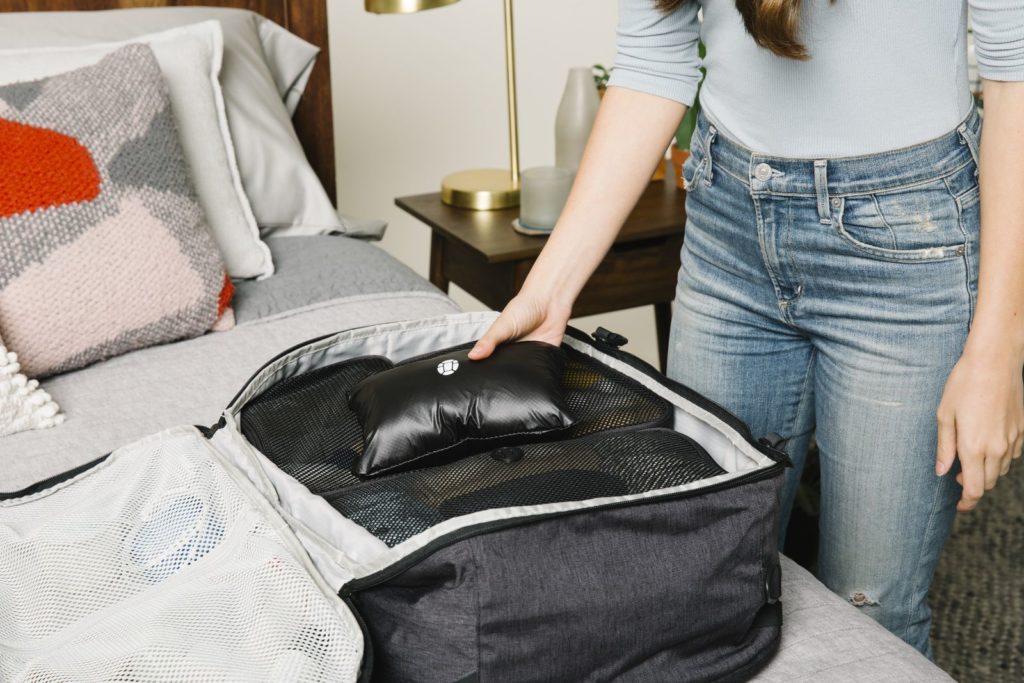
left=365, top=0, right=520, bottom=210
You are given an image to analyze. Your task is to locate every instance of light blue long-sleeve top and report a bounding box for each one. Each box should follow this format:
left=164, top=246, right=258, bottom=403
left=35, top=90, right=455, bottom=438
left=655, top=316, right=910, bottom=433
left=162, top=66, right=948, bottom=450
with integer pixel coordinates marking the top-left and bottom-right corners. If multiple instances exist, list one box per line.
left=607, top=0, right=1024, bottom=157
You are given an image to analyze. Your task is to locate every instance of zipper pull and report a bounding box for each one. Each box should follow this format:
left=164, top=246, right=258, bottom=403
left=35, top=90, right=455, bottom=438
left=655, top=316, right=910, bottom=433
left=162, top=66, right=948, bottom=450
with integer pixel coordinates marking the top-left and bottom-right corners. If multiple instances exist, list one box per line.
left=198, top=415, right=227, bottom=439
left=593, top=327, right=629, bottom=349
left=757, top=433, right=793, bottom=467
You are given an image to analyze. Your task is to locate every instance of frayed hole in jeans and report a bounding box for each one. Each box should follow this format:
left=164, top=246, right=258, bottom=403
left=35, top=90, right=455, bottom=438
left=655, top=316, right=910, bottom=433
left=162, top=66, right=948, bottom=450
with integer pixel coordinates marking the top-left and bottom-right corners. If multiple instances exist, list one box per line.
left=849, top=592, right=879, bottom=607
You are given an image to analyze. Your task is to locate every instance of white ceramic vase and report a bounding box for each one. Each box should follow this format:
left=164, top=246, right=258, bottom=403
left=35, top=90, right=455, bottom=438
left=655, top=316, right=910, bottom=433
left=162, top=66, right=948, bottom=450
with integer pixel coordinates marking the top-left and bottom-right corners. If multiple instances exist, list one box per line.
left=555, top=66, right=600, bottom=173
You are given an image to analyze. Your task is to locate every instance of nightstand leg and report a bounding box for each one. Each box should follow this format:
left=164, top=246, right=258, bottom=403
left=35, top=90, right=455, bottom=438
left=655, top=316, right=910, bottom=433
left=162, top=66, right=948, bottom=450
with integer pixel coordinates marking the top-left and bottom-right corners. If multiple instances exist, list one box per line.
left=429, top=232, right=450, bottom=293
left=655, top=301, right=672, bottom=373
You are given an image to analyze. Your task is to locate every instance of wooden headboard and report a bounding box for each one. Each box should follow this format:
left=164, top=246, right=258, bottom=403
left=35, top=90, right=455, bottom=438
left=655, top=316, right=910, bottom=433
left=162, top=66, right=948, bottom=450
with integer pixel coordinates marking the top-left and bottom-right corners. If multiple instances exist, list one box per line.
left=0, top=0, right=336, bottom=205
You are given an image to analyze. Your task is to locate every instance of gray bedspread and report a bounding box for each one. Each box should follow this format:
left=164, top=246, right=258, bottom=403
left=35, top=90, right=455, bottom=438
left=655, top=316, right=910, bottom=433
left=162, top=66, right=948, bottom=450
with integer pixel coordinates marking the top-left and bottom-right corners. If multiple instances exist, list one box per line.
left=758, top=559, right=951, bottom=681
left=233, top=236, right=440, bottom=324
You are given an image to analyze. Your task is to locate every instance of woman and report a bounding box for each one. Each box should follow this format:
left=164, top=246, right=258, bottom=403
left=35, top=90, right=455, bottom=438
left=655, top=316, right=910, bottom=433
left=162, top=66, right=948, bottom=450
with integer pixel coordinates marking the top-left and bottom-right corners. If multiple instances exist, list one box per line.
left=469, top=0, right=1024, bottom=657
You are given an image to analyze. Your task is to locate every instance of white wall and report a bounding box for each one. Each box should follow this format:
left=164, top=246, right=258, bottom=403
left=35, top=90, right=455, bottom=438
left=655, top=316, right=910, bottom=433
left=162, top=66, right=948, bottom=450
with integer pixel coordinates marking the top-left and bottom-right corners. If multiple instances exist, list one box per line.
left=327, top=0, right=662, bottom=366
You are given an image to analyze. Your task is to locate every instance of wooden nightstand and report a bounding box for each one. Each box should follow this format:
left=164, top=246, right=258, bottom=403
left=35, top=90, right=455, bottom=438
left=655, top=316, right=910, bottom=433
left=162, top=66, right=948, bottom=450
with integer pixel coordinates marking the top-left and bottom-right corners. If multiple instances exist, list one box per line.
left=396, top=176, right=686, bottom=371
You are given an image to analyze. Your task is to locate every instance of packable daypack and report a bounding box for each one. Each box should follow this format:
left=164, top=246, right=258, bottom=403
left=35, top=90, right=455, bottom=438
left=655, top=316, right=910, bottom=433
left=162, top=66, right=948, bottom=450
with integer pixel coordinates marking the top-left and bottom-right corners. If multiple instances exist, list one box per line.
left=0, top=312, right=788, bottom=683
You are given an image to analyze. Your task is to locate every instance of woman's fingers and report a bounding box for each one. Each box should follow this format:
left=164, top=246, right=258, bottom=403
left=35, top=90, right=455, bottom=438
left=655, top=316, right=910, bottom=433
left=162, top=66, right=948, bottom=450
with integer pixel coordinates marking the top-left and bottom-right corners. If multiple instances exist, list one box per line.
left=956, top=444, right=987, bottom=512
left=468, top=309, right=522, bottom=360
left=935, top=410, right=957, bottom=476
left=984, top=447, right=1005, bottom=491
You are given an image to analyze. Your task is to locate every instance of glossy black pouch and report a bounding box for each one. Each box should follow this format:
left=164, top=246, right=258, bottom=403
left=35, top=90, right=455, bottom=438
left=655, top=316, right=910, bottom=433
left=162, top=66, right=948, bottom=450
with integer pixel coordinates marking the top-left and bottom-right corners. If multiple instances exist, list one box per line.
left=348, top=341, right=575, bottom=477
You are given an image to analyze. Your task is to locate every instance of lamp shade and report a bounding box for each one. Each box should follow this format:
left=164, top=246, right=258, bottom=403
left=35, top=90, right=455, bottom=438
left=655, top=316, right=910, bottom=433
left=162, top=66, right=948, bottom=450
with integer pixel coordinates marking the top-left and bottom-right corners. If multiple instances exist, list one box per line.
left=365, top=0, right=460, bottom=13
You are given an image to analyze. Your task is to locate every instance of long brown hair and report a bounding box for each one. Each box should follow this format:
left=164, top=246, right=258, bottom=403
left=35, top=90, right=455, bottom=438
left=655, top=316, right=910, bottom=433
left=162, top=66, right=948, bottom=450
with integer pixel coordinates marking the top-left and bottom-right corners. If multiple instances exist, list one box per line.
left=656, top=0, right=814, bottom=60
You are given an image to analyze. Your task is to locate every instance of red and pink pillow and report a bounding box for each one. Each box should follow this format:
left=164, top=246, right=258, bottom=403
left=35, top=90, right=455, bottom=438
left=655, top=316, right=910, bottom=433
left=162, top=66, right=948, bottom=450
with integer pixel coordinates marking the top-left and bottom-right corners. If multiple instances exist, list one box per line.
left=0, top=44, right=233, bottom=381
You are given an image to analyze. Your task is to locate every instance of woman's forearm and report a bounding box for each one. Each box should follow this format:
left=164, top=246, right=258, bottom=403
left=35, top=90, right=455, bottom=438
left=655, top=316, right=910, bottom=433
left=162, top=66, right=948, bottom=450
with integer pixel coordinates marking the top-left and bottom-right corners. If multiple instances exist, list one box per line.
left=963, top=80, right=1024, bottom=364
left=520, top=86, right=686, bottom=307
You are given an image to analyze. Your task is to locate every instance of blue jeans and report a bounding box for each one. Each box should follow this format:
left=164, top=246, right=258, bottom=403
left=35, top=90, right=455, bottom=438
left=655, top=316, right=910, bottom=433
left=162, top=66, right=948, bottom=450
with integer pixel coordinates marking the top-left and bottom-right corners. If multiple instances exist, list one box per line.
left=669, top=109, right=982, bottom=656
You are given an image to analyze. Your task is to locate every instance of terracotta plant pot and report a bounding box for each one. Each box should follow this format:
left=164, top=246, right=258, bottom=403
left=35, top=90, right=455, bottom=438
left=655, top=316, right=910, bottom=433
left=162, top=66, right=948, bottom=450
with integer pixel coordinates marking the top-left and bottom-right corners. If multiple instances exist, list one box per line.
left=651, top=158, right=667, bottom=182
left=671, top=146, right=690, bottom=190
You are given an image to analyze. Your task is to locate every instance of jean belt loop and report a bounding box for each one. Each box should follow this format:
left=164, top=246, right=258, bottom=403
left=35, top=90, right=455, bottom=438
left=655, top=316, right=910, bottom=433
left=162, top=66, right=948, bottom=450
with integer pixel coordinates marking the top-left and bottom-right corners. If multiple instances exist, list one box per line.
left=957, top=116, right=982, bottom=174
left=704, top=125, right=718, bottom=185
left=814, top=160, right=831, bottom=224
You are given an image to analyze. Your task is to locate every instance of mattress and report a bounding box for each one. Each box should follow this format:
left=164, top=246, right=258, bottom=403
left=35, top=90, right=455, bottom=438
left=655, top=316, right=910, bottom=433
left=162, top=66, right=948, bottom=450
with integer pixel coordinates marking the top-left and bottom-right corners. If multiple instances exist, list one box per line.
left=0, top=236, right=458, bottom=492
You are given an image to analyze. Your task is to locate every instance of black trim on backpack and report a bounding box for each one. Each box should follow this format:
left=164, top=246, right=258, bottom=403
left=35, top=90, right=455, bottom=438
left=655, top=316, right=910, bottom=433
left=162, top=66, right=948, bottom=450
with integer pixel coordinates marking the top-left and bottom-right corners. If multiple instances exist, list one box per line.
left=0, top=453, right=110, bottom=501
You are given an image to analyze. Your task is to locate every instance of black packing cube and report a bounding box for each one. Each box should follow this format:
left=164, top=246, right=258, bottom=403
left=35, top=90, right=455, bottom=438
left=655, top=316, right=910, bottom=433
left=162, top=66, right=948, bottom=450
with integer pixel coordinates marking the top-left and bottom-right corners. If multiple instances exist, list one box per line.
left=0, top=313, right=788, bottom=683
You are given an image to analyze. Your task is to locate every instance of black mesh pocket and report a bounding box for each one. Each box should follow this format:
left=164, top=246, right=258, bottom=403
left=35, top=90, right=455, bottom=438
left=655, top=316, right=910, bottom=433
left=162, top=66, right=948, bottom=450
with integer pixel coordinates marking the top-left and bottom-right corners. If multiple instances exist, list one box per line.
left=560, top=351, right=672, bottom=438
left=239, top=346, right=673, bottom=494
left=322, top=428, right=725, bottom=547
left=239, top=357, right=393, bottom=494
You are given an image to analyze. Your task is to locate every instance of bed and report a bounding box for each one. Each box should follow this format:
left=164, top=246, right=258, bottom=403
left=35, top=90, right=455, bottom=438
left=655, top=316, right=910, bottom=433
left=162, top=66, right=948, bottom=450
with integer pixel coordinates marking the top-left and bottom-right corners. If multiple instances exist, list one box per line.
left=0, top=2, right=949, bottom=680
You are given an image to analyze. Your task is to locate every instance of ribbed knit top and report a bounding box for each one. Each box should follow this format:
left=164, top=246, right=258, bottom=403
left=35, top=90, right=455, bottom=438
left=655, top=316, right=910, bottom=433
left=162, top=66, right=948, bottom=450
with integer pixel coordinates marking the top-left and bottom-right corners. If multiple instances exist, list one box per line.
left=607, top=0, right=1024, bottom=157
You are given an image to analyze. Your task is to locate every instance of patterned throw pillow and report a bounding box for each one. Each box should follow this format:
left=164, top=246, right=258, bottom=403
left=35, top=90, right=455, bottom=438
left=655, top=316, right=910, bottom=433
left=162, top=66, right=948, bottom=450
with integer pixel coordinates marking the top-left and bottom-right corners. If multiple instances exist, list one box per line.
left=0, top=44, right=233, bottom=378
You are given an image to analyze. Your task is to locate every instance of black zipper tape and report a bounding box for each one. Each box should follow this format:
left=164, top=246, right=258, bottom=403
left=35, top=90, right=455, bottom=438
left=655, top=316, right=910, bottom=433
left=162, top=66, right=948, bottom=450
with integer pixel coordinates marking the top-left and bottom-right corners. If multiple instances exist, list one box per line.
left=339, top=593, right=374, bottom=683
left=0, top=453, right=110, bottom=500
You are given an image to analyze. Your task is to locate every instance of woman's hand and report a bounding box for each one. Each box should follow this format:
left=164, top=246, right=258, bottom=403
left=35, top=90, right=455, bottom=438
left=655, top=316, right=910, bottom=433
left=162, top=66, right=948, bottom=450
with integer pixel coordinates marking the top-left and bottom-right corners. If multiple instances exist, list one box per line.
left=468, top=291, right=573, bottom=360
left=935, top=346, right=1024, bottom=512
left=936, top=81, right=1024, bottom=512
left=464, top=88, right=686, bottom=362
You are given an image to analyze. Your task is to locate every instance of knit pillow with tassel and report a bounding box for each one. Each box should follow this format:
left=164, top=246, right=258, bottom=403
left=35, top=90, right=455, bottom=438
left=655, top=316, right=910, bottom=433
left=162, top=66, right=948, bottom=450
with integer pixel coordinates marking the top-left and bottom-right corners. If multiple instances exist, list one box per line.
left=0, top=44, right=233, bottom=379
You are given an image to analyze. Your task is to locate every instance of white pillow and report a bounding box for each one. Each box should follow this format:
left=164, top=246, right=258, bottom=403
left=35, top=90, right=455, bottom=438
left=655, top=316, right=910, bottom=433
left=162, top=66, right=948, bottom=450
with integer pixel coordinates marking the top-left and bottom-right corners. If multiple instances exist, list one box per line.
left=256, top=18, right=319, bottom=117
left=0, top=8, right=345, bottom=238
left=0, top=22, right=274, bottom=279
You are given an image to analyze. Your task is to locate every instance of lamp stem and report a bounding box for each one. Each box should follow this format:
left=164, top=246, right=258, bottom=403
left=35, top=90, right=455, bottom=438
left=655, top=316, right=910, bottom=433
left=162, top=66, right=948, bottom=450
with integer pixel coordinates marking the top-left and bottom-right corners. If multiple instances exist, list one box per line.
left=503, top=0, right=520, bottom=188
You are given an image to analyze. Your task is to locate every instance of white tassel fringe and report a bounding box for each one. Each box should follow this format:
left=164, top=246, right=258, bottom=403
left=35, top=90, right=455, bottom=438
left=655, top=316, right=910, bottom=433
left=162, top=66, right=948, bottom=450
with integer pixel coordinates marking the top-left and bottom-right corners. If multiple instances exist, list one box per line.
left=0, top=344, right=65, bottom=437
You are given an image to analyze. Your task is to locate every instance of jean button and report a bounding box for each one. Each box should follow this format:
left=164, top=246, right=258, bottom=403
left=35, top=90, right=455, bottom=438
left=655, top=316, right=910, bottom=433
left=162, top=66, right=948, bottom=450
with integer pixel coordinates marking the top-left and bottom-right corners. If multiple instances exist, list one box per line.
left=754, top=163, right=773, bottom=181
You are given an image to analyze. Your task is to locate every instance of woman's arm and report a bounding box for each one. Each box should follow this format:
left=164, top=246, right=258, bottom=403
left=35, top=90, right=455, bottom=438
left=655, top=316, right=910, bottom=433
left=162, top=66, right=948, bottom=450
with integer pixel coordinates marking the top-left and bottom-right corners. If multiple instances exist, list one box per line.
left=469, top=87, right=685, bottom=358
left=935, top=80, right=1024, bottom=511
left=469, top=0, right=700, bottom=359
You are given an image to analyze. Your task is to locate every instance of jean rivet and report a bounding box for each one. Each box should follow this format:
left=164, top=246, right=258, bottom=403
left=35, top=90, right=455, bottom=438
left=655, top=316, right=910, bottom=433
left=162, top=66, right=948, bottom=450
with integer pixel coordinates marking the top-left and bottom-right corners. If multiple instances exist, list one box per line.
left=830, top=197, right=842, bottom=208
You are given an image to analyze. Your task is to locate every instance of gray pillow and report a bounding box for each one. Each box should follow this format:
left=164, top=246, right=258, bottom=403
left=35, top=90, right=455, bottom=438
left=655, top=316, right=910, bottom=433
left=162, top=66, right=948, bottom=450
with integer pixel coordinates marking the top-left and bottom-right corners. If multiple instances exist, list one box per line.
left=0, top=7, right=344, bottom=237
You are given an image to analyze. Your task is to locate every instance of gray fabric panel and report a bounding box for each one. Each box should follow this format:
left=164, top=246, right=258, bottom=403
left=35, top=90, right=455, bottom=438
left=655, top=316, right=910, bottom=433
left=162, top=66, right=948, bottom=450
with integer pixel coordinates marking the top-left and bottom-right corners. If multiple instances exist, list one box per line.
left=0, top=291, right=459, bottom=492
left=354, top=476, right=782, bottom=683
left=754, top=557, right=952, bottom=682
left=353, top=542, right=478, bottom=683
left=0, top=79, right=41, bottom=110
left=474, top=477, right=781, bottom=683
left=108, top=103, right=188, bottom=194
left=232, top=236, right=440, bottom=323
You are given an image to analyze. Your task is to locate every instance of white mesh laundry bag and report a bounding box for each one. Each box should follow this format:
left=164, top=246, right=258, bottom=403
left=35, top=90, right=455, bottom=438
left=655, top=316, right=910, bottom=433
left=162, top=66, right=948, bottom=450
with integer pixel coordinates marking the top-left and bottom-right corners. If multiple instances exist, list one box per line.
left=0, top=428, right=363, bottom=683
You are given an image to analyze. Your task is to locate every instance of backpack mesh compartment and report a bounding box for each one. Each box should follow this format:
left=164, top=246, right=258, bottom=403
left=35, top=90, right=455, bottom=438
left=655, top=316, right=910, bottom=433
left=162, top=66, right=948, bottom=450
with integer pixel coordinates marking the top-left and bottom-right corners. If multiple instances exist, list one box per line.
left=1, top=312, right=788, bottom=683
left=238, top=347, right=674, bottom=495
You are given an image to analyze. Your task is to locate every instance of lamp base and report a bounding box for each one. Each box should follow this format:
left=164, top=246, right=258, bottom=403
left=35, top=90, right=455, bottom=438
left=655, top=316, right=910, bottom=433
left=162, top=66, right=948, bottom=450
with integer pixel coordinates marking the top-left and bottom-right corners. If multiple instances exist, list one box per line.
left=441, top=169, right=520, bottom=210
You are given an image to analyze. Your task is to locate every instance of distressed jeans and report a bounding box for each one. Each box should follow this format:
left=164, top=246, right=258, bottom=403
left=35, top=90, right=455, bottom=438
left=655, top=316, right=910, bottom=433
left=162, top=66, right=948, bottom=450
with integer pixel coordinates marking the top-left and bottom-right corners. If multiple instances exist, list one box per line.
left=668, top=108, right=982, bottom=657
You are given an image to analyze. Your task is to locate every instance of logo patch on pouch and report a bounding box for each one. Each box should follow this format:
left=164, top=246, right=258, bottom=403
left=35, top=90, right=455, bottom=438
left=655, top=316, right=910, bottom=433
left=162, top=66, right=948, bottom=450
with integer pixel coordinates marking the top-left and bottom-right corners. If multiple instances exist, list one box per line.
left=437, top=359, right=459, bottom=376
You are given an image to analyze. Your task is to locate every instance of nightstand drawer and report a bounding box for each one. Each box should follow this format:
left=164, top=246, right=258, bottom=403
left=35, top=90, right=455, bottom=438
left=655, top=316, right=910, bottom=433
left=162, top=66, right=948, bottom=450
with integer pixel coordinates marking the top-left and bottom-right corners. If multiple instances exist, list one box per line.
left=573, top=233, right=684, bottom=317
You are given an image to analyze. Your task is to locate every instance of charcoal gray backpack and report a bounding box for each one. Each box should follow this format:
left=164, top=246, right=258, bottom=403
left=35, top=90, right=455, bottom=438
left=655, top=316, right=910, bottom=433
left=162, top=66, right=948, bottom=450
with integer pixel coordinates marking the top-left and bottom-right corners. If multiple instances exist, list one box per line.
left=0, top=312, right=788, bottom=683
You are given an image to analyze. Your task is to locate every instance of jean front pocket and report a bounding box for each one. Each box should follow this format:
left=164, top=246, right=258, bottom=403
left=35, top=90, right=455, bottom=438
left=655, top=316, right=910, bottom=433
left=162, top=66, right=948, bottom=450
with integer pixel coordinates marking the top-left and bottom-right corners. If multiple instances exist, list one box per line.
left=832, top=178, right=968, bottom=263
left=682, top=150, right=709, bottom=193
